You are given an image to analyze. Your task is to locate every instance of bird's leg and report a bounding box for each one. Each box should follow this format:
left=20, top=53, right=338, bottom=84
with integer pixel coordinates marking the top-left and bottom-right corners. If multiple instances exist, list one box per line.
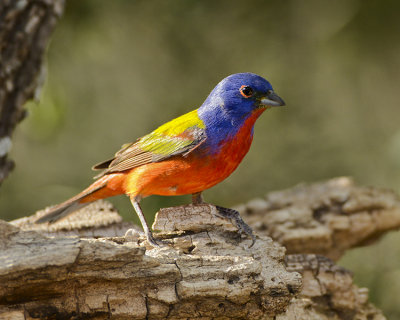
left=192, top=192, right=204, bottom=205
left=128, top=195, right=159, bottom=247
left=215, top=206, right=256, bottom=247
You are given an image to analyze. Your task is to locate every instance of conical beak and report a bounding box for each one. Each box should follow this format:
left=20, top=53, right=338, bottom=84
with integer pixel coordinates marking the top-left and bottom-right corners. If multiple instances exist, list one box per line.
left=260, top=91, right=285, bottom=107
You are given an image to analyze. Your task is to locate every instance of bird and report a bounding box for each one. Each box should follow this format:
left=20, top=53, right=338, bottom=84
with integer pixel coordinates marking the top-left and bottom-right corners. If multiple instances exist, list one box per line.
left=35, top=72, right=285, bottom=246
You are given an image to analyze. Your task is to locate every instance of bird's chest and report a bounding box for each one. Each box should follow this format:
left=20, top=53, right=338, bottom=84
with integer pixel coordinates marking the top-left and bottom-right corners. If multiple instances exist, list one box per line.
left=199, top=109, right=264, bottom=179
left=206, top=121, right=254, bottom=177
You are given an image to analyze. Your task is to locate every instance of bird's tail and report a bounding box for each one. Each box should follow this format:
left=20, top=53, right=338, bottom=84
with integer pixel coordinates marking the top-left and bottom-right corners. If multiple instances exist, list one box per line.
left=35, top=199, right=90, bottom=223
left=35, top=174, right=123, bottom=224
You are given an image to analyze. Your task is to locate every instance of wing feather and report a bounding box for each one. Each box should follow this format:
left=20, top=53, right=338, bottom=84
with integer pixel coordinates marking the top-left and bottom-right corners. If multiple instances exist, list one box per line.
left=93, top=110, right=206, bottom=177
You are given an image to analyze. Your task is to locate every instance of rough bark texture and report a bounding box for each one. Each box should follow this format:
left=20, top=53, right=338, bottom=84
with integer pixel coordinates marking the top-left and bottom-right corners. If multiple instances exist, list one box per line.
left=236, top=177, right=400, bottom=260
left=280, top=254, right=383, bottom=320
left=0, top=0, right=64, bottom=184
left=3, top=178, right=397, bottom=319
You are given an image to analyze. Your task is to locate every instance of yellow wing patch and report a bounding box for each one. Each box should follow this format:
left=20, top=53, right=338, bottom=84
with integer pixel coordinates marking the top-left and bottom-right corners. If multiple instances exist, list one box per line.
left=152, top=109, right=205, bottom=136
left=92, top=109, right=206, bottom=176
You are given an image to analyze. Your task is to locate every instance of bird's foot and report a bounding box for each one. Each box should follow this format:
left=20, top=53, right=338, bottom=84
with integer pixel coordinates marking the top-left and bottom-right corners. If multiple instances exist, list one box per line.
left=215, top=206, right=256, bottom=247
left=124, top=228, right=161, bottom=248
left=145, top=231, right=161, bottom=247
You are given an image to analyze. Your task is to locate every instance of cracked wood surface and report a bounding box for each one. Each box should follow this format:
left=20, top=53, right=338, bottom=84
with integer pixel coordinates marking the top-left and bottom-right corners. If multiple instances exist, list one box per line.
left=236, top=177, right=400, bottom=260
left=2, top=206, right=303, bottom=319
left=0, top=0, right=64, bottom=184
left=2, top=188, right=389, bottom=319
left=280, top=254, right=384, bottom=320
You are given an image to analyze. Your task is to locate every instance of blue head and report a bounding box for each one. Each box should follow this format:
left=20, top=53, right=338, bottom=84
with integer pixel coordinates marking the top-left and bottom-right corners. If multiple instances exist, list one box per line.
left=198, top=73, right=285, bottom=151
left=200, top=73, right=284, bottom=118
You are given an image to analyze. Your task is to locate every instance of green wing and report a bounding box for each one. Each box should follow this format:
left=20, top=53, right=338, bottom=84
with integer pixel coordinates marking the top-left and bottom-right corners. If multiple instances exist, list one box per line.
left=93, top=110, right=206, bottom=177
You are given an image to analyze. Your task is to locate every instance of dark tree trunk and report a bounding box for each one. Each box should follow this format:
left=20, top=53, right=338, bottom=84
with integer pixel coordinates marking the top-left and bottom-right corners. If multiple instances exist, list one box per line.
left=0, top=0, right=64, bottom=185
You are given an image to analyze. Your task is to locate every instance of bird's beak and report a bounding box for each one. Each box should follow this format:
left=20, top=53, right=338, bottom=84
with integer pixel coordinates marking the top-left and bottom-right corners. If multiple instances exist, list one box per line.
left=260, top=91, right=285, bottom=107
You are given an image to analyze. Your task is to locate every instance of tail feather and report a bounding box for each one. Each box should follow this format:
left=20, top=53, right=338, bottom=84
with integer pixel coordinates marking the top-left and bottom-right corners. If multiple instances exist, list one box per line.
left=35, top=181, right=108, bottom=224
left=35, top=201, right=89, bottom=223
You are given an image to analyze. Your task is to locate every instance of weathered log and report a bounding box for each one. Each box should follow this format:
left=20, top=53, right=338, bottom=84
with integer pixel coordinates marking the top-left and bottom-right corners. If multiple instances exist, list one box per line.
left=2, top=181, right=391, bottom=319
left=0, top=0, right=64, bottom=184
left=280, top=254, right=384, bottom=320
left=2, top=206, right=302, bottom=319
left=236, top=177, right=400, bottom=260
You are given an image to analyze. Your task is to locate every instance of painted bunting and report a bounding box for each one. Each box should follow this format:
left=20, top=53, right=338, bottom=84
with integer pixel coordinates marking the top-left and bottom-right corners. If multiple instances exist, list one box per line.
left=36, top=73, right=285, bottom=246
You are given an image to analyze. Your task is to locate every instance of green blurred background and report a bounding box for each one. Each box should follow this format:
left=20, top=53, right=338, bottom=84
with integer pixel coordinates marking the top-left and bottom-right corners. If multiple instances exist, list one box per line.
left=1, top=0, right=400, bottom=317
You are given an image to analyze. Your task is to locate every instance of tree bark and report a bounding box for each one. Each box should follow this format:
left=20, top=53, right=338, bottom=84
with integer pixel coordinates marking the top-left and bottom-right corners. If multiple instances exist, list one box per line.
left=236, top=177, right=400, bottom=260
left=2, top=178, right=394, bottom=319
left=0, top=0, right=64, bottom=185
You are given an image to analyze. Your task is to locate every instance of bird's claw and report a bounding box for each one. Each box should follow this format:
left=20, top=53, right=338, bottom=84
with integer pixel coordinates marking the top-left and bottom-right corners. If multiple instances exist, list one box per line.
left=145, top=231, right=161, bottom=247
left=215, top=206, right=256, bottom=247
left=124, top=228, right=162, bottom=247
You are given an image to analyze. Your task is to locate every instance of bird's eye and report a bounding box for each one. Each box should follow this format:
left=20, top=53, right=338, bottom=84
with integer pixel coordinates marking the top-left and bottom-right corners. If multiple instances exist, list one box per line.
left=240, top=85, right=254, bottom=98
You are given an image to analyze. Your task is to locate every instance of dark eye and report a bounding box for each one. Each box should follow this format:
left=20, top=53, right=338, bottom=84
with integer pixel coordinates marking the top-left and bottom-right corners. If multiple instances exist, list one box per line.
left=240, top=85, right=254, bottom=98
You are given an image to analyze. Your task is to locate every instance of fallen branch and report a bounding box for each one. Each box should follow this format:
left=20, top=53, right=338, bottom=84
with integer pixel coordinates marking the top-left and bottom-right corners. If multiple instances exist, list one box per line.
left=2, top=207, right=302, bottom=319
left=237, top=177, right=400, bottom=260
left=4, top=178, right=396, bottom=319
